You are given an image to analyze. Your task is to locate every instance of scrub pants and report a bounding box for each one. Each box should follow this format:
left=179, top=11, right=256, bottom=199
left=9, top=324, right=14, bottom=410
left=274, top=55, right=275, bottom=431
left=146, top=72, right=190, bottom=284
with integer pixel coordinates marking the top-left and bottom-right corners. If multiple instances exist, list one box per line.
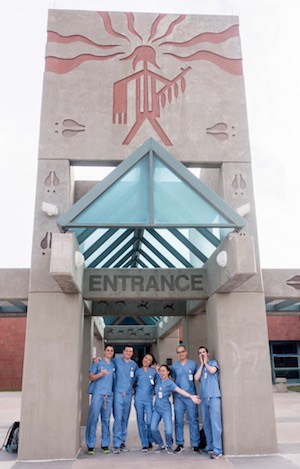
left=85, top=393, right=113, bottom=449
left=134, top=398, right=154, bottom=448
left=113, top=391, right=132, bottom=448
left=174, top=395, right=200, bottom=447
left=200, top=397, right=223, bottom=454
left=150, top=407, right=173, bottom=448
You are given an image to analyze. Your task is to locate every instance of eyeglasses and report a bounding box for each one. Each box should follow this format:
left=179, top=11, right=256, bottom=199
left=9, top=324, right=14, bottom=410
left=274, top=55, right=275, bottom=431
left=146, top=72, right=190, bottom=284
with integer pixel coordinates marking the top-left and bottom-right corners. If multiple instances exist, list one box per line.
left=177, top=350, right=186, bottom=354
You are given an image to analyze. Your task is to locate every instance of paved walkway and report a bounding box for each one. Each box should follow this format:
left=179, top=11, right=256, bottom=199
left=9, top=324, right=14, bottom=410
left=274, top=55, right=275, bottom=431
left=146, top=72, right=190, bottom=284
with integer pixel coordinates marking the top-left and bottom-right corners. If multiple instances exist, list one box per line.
left=1, top=390, right=300, bottom=469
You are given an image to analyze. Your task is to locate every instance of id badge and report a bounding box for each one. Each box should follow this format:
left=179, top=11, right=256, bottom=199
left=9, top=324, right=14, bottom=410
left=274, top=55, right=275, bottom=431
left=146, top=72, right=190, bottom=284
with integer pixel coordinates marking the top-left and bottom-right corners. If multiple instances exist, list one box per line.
left=189, top=373, right=193, bottom=381
left=130, top=370, right=134, bottom=378
left=158, top=391, right=163, bottom=398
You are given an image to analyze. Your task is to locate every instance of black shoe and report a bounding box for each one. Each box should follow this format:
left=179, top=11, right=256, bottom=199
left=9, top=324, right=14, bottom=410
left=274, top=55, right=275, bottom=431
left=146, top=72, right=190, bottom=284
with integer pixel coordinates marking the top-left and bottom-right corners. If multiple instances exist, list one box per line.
left=174, top=445, right=184, bottom=453
left=120, top=443, right=129, bottom=452
left=142, top=447, right=148, bottom=452
left=101, top=446, right=110, bottom=454
left=148, top=442, right=153, bottom=449
left=192, top=446, right=199, bottom=453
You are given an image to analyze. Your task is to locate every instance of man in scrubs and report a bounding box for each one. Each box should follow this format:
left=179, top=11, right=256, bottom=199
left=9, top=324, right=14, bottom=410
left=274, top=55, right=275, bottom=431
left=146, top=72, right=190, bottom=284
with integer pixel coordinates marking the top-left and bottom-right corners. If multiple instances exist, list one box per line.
left=134, top=353, right=159, bottom=451
left=112, top=345, right=138, bottom=453
left=195, top=346, right=223, bottom=459
left=171, top=344, right=200, bottom=453
left=85, top=344, right=115, bottom=454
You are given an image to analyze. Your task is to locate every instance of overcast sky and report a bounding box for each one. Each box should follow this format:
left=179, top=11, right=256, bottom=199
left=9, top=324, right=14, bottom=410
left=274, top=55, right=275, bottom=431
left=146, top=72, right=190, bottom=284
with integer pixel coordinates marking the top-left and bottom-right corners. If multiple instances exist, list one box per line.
left=1, top=0, right=299, bottom=269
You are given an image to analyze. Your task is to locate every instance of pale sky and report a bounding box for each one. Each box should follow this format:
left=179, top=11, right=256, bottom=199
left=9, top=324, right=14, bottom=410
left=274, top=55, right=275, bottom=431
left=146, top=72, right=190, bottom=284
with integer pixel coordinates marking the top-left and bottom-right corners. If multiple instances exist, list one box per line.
left=1, top=0, right=299, bottom=269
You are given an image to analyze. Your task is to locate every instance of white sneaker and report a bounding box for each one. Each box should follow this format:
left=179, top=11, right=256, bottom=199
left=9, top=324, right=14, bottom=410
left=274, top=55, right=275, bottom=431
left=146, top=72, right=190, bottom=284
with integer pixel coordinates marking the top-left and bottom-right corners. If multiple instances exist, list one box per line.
left=211, top=453, right=223, bottom=459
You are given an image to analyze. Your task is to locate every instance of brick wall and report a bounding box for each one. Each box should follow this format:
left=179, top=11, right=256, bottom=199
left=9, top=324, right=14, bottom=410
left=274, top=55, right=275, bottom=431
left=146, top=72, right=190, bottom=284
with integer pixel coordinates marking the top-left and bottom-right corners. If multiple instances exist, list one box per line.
left=267, top=315, right=300, bottom=341
left=0, top=318, right=26, bottom=390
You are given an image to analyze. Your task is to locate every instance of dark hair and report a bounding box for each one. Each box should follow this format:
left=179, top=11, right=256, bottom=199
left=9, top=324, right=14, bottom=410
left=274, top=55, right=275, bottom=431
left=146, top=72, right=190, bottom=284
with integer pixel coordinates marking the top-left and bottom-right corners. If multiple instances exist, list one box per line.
left=144, top=353, right=156, bottom=365
left=104, top=343, right=114, bottom=350
left=159, top=364, right=171, bottom=373
left=123, top=344, right=134, bottom=350
left=198, top=346, right=208, bottom=353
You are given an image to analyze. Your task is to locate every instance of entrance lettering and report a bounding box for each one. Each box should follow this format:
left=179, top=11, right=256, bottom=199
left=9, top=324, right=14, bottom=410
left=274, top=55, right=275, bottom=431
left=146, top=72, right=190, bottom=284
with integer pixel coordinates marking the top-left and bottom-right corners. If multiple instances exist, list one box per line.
left=89, top=273, right=203, bottom=293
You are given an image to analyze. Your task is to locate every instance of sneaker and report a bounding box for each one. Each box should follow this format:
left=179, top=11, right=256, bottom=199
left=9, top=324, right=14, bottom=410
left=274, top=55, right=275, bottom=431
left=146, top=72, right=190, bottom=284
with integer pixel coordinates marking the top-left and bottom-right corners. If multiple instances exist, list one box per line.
left=113, top=447, right=121, bottom=454
left=166, top=446, right=174, bottom=454
left=192, top=446, right=199, bottom=453
left=154, top=445, right=165, bottom=453
left=200, top=447, right=213, bottom=454
left=87, top=448, right=94, bottom=455
left=211, top=453, right=223, bottom=459
left=148, top=442, right=153, bottom=449
left=101, top=447, right=110, bottom=454
left=174, top=445, right=184, bottom=454
left=120, top=443, right=129, bottom=452
left=142, top=447, right=148, bottom=452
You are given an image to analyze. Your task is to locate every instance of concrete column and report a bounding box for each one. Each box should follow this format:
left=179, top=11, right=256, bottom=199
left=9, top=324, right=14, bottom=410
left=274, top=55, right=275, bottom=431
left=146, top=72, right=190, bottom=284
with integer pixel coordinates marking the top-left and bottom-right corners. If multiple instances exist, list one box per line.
left=19, top=292, right=84, bottom=460
left=181, top=315, right=207, bottom=410
left=155, top=332, right=179, bottom=365
left=81, top=315, right=93, bottom=426
left=206, top=292, right=278, bottom=455
left=181, top=315, right=207, bottom=363
left=93, top=336, right=105, bottom=357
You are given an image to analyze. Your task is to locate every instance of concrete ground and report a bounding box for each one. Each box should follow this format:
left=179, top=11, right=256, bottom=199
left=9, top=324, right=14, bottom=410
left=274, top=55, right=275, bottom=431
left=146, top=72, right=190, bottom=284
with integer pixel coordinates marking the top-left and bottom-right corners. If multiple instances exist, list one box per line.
left=1, top=390, right=300, bottom=469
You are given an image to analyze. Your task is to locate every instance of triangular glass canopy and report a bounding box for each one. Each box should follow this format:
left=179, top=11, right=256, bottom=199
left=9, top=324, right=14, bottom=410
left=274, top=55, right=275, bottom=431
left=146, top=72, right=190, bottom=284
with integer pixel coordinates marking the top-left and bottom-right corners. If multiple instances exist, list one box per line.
left=57, top=138, right=246, bottom=268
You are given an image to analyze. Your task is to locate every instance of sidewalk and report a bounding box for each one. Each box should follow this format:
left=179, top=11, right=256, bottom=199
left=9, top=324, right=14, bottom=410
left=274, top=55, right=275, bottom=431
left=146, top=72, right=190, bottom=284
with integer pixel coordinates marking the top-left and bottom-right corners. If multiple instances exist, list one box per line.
left=1, top=390, right=300, bottom=469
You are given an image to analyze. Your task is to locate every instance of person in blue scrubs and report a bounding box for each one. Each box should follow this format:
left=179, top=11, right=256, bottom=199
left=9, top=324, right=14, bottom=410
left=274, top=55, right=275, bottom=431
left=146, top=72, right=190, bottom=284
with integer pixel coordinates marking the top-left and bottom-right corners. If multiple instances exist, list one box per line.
left=195, top=346, right=223, bottom=460
left=151, top=364, right=200, bottom=455
left=134, top=353, right=159, bottom=451
left=112, top=345, right=138, bottom=454
left=171, top=344, right=200, bottom=453
left=85, top=344, right=115, bottom=455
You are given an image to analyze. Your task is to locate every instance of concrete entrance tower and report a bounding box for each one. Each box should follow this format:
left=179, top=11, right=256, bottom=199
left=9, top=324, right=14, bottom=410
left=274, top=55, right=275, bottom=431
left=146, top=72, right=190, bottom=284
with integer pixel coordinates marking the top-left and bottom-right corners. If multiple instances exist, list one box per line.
left=19, top=10, right=277, bottom=460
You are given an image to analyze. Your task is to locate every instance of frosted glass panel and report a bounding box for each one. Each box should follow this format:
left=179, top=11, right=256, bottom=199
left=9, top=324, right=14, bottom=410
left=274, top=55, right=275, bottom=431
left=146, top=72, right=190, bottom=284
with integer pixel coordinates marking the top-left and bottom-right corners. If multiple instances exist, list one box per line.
left=74, top=158, right=150, bottom=224
left=153, top=157, right=229, bottom=225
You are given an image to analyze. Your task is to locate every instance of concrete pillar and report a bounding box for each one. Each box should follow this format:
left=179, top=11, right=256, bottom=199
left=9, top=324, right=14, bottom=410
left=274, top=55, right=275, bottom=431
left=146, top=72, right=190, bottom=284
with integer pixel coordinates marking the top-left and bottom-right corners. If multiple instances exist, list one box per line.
left=155, top=331, right=179, bottom=365
left=206, top=292, right=278, bottom=455
left=81, top=315, right=93, bottom=426
left=19, top=293, right=84, bottom=460
left=181, top=315, right=207, bottom=363
left=93, top=336, right=105, bottom=357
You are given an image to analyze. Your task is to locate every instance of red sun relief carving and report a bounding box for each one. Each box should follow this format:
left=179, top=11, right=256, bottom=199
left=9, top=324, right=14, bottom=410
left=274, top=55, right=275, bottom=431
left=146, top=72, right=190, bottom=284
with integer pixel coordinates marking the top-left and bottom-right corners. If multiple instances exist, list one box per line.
left=46, top=12, right=242, bottom=146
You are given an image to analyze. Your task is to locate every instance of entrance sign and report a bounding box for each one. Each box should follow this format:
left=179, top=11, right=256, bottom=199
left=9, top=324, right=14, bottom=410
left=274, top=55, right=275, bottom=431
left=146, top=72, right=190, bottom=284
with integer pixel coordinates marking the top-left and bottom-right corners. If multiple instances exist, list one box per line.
left=84, top=268, right=206, bottom=300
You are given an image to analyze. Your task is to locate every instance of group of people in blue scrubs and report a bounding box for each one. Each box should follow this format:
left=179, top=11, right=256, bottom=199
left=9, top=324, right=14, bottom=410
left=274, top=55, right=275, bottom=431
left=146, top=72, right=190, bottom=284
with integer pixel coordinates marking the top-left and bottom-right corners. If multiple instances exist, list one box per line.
left=85, top=343, right=223, bottom=459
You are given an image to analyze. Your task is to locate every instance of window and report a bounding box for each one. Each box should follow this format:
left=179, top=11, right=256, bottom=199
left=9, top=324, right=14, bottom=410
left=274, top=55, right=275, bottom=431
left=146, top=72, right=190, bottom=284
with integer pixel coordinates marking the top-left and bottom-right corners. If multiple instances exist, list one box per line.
left=270, top=341, right=300, bottom=383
